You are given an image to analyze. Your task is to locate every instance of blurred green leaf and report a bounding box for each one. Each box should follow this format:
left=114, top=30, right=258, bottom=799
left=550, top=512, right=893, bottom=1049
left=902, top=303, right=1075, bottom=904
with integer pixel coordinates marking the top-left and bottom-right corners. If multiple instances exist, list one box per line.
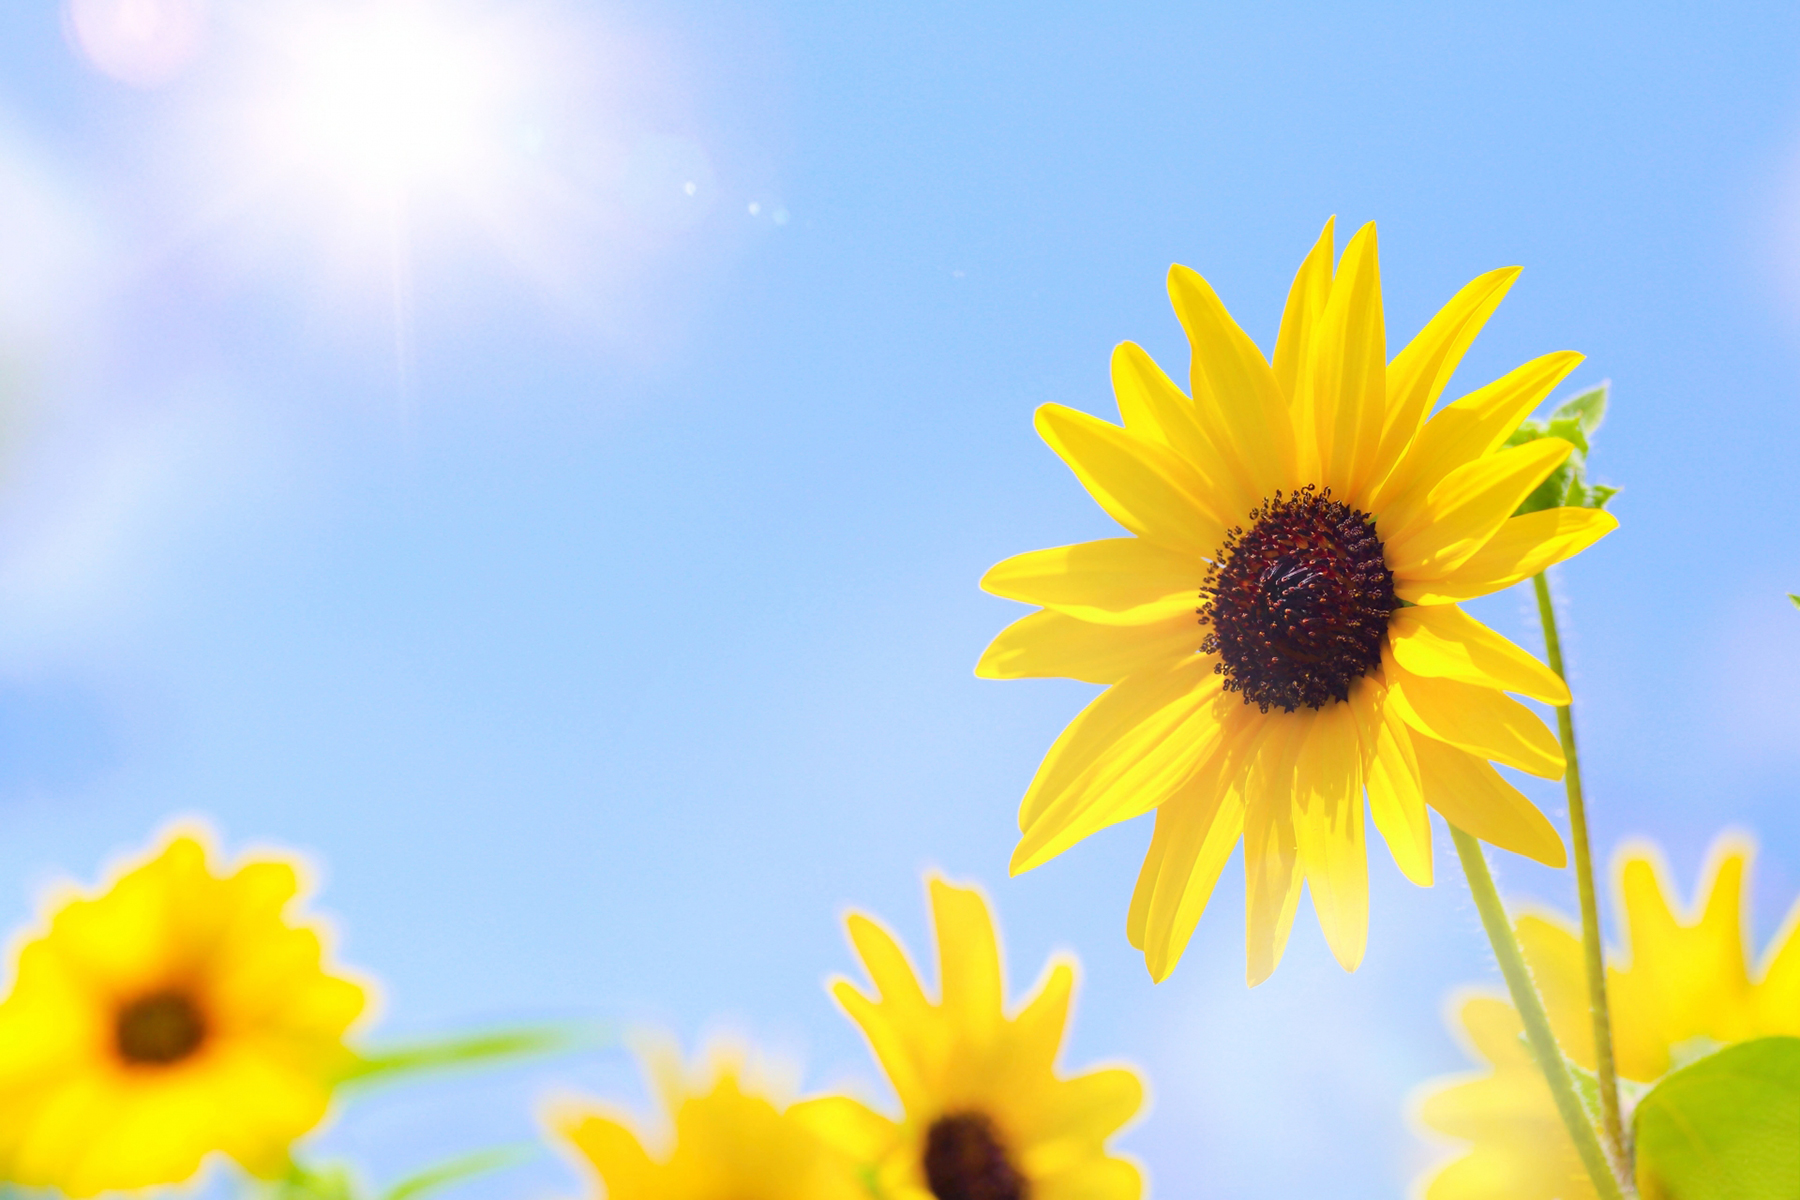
left=382, top=1147, right=535, bottom=1200
left=1634, top=1035, right=1800, bottom=1199
left=271, top=1163, right=362, bottom=1200
left=1506, top=381, right=1617, bottom=517
left=1789, top=593, right=1800, bottom=610
left=340, top=1023, right=597, bottom=1089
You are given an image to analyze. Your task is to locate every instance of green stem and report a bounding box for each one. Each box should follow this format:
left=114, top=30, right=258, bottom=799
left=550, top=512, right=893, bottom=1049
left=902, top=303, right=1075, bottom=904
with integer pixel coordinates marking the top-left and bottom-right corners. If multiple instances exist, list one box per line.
left=1533, top=571, right=1626, bottom=1163
left=1452, top=827, right=1625, bottom=1200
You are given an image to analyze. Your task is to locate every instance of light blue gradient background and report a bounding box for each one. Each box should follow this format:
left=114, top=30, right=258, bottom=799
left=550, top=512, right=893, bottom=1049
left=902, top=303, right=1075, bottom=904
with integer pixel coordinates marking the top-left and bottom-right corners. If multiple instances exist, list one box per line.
left=1, top=2, right=1798, bottom=1197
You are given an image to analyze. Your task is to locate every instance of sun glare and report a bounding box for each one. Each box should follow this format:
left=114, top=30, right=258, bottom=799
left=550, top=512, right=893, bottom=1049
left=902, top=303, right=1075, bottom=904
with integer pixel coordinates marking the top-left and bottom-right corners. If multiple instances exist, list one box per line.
left=259, top=5, right=511, bottom=203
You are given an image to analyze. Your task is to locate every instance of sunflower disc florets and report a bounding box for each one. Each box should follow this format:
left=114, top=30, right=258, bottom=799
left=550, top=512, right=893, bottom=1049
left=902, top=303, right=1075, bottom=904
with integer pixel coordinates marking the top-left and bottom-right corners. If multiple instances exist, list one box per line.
left=1200, top=485, right=1397, bottom=713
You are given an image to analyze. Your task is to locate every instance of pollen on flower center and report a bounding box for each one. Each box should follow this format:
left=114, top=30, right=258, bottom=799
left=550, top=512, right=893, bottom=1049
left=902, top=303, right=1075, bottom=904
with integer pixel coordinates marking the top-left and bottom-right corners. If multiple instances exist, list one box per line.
left=1199, top=485, right=1397, bottom=713
left=922, top=1112, right=1028, bottom=1200
left=115, top=989, right=208, bottom=1065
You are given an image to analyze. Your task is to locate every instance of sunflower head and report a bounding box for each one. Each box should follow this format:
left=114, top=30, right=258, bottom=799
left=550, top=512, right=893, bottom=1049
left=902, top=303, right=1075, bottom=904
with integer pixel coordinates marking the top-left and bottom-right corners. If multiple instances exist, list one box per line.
left=1415, top=832, right=1800, bottom=1200
left=978, top=219, right=1620, bottom=984
left=549, top=1037, right=866, bottom=1200
left=793, top=877, right=1145, bottom=1200
left=0, top=824, right=371, bottom=1196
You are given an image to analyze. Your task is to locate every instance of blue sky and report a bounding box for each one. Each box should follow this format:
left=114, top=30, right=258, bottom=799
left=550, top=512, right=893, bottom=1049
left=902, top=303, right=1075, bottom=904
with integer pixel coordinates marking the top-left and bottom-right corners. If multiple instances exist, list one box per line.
left=1, top=1, right=1799, bottom=1197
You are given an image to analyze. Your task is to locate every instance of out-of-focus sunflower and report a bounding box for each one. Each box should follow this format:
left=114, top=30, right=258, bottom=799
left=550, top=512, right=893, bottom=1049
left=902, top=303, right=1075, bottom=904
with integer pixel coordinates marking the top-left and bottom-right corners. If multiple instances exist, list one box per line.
left=1415, top=833, right=1800, bottom=1200
left=550, top=1039, right=865, bottom=1200
left=793, top=877, right=1144, bottom=1200
left=978, top=218, right=1618, bottom=983
left=0, top=826, right=370, bottom=1196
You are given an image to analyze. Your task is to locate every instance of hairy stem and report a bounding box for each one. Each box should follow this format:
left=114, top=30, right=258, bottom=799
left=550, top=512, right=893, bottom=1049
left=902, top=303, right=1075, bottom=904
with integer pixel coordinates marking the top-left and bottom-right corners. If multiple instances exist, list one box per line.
left=1533, top=570, right=1625, bottom=1163
left=1452, top=827, right=1625, bottom=1200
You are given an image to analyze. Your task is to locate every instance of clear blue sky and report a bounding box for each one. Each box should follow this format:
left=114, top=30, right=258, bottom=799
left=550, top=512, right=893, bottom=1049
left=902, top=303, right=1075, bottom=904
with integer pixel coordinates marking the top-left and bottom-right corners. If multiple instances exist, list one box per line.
left=1, top=1, right=1798, bottom=1197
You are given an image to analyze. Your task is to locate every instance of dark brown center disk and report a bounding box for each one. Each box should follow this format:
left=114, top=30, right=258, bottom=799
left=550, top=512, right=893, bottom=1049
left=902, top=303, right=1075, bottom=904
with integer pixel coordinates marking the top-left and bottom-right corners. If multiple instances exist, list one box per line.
left=1200, top=486, right=1397, bottom=713
left=116, top=989, right=208, bottom=1066
left=922, top=1112, right=1027, bottom=1200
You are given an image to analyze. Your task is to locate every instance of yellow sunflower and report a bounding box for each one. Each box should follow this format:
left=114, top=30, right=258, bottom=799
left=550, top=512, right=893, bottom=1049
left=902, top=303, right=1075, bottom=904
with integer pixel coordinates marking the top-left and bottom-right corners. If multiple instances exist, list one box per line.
left=1415, top=833, right=1800, bottom=1200
left=793, top=877, right=1144, bottom=1200
left=0, top=825, right=370, bottom=1196
left=549, top=1038, right=866, bottom=1200
left=977, top=218, right=1618, bottom=984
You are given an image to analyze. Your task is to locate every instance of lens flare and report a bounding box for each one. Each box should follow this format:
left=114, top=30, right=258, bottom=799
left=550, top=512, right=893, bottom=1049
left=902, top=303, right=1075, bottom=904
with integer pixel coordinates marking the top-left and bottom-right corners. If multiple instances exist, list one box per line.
left=256, top=4, right=512, bottom=204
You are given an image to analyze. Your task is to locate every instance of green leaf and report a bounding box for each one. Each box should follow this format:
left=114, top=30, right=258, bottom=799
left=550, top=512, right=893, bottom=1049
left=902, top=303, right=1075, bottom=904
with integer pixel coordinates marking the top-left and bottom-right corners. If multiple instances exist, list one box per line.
left=271, top=1163, right=363, bottom=1200
left=1789, top=593, right=1800, bottom=610
left=1550, top=381, right=1609, bottom=436
left=339, top=1023, right=598, bottom=1088
left=1634, top=1035, right=1800, bottom=1199
left=382, top=1147, right=535, bottom=1200
left=1505, top=383, right=1617, bottom=517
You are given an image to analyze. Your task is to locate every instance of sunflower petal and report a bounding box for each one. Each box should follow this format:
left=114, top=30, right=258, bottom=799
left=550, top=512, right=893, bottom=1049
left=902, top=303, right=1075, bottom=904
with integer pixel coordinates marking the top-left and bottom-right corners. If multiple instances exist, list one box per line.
left=1368, top=266, right=1520, bottom=500
left=1243, top=717, right=1307, bottom=986
left=1293, top=698, right=1368, bottom=971
left=1388, top=604, right=1570, bottom=705
left=980, top=539, right=1204, bottom=624
left=1411, top=733, right=1565, bottom=867
left=1399, top=507, right=1618, bottom=603
left=1013, top=666, right=1229, bottom=873
left=1272, top=217, right=1335, bottom=403
left=1384, top=654, right=1564, bottom=779
left=1167, top=265, right=1298, bottom=507
left=976, top=608, right=1197, bottom=685
left=1035, top=405, right=1230, bottom=555
left=1112, top=342, right=1236, bottom=520
left=787, top=1095, right=897, bottom=1163
left=1015, top=654, right=1219, bottom=841
left=1298, top=221, right=1385, bottom=502
left=1009, top=959, right=1074, bottom=1075
left=1374, top=350, right=1583, bottom=520
left=1139, top=735, right=1256, bottom=982
left=1384, top=437, right=1573, bottom=579
left=929, top=879, right=1004, bottom=1032
left=1352, top=676, right=1432, bottom=886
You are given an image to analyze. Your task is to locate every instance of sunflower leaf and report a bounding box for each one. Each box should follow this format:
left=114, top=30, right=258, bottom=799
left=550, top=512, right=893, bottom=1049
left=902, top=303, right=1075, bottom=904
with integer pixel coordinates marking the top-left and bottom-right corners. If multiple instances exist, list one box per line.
left=381, top=1147, right=535, bottom=1200
left=1790, top=593, right=1800, bottom=610
left=1507, top=383, right=1617, bottom=517
left=1633, top=1035, right=1800, bottom=1200
left=339, top=1023, right=597, bottom=1088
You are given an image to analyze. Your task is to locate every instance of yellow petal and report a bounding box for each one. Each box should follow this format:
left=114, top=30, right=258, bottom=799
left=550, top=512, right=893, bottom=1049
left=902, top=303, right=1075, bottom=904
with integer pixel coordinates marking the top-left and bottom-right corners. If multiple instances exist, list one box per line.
left=1015, top=654, right=1220, bottom=841
left=787, top=1095, right=897, bottom=1163
left=1411, top=733, right=1565, bottom=867
left=1243, top=717, right=1307, bottom=985
left=1352, top=674, right=1432, bottom=886
left=1271, top=216, right=1335, bottom=403
left=1400, top=507, right=1619, bottom=603
left=557, top=1112, right=657, bottom=1197
left=1388, top=605, right=1570, bottom=705
left=1111, top=342, right=1239, bottom=518
left=1296, top=221, right=1385, bottom=502
left=1374, top=350, right=1583, bottom=520
left=1008, top=958, right=1074, bottom=1076
left=1514, top=912, right=1592, bottom=1068
left=843, top=913, right=930, bottom=1017
left=976, top=608, right=1198, bottom=685
left=1167, top=265, right=1298, bottom=506
left=1384, top=438, right=1573, bottom=578
left=1293, top=698, right=1368, bottom=971
left=1035, top=404, right=1231, bottom=555
left=1032, top=1155, right=1144, bottom=1200
left=1136, top=725, right=1260, bottom=981
left=1370, top=266, right=1521, bottom=503
left=928, top=879, right=1004, bottom=1033
left=980, top=538, right=1204, bottom=624
left=1385, top=653, right=1563, bottom=778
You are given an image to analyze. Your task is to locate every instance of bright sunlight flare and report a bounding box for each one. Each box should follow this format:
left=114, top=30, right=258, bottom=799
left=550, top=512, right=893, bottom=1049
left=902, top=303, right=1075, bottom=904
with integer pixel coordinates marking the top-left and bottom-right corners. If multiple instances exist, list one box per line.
left=254, top=3, right=515, bottom=204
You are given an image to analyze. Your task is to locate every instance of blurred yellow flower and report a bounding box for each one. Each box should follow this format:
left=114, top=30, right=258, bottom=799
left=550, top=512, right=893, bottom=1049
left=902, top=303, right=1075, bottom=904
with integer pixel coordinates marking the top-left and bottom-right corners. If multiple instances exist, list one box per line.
left=0, top=826, right=370, bottom=1196
left=978, top=218, right=1617, bottom=983
left=794, top=878, right=1144, bottom=1200
left=550, top=1039, right=865, bottom=1200
left=1415, top=833, right=1800, bottom=1200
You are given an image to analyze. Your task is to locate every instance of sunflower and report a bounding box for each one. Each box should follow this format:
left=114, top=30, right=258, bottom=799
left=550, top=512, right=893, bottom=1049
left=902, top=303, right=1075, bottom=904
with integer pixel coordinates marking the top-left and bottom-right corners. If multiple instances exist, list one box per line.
left=1415, top=833, right=1800, bottom=1200
left=793, top=877, right=1144, bottom=1200
left=977, top=218, right=1618, bottom=983
left=0, top=826, right=370, bottom=1196
left=550, top=1038, right=866, bottom=1200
